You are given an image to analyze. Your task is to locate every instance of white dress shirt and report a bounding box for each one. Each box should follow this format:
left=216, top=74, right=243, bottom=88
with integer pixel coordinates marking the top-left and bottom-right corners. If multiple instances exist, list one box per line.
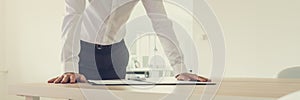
left=61, top=0, right=187, bottom=75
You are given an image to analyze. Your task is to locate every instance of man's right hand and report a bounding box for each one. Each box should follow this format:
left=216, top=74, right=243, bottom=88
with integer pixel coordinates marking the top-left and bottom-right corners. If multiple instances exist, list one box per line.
left=47, top=72, right=88, bottom=84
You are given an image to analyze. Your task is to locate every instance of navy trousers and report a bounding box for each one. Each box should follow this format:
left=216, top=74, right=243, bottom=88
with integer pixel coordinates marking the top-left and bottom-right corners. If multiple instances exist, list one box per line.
left=79, top=40, right=129, bottom=80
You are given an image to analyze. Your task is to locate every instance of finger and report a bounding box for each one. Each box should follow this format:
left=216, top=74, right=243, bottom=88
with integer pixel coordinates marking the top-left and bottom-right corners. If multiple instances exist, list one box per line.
left=185, top=74, right=206, bottom=82
left=197, top=76, right=210, bottom=82
left=190, top=75, right=206, bottom=82
left=198, top=76, right=209, bottom=80
left=70, top=74, right=76, bottom=84
left=61, top=74, right=70, bottom=84
left=176, top=76, right=185, bottom=81
left=177, top=78, right=184, bottom=81
left=78, top=75, right=88, bottom=83
left=48, top=77, right=58, bottom=83
left=198, top=78, right=207, bottom=82
left=54, top=75, right=64, bottom=84
left=176, top=75, right=190, bottom=81
left=195, top=76, right=208, bottom=82
left=183, top=74, right=197, bottom=81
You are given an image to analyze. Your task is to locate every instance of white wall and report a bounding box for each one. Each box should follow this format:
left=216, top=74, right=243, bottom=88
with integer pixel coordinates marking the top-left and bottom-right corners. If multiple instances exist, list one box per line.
left=0, top=0, right=7, bottom=99
left=0, top=0, right=5, bottom=69
left=207, top=0, right=300, bottom=78
left=3, top=0, right=64, bottom=99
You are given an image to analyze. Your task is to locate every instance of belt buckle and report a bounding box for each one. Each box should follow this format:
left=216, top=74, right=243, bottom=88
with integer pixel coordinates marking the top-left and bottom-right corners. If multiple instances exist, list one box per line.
left=96, top=45, right=102, bottom=50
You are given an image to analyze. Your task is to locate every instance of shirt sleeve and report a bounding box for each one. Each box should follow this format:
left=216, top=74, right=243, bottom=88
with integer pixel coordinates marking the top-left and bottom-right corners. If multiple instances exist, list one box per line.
left=61, top=0, right=86, bottom=73
left=141, top=0, right=188, bottom=75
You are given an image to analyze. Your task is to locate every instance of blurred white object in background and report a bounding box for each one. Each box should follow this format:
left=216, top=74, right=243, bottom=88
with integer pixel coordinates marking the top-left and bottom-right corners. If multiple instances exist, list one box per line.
left=277, top=66, right=300, bottom=79
left=149, top=55, right=165, bottom=68
left=278, top=90, right=300, bottom=100
left=276, top=66, right=300, bottom=100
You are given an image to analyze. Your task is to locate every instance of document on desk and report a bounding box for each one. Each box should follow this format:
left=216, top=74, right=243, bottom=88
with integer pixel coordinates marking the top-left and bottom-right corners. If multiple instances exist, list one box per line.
left=88, top=79, right=216, bottom=86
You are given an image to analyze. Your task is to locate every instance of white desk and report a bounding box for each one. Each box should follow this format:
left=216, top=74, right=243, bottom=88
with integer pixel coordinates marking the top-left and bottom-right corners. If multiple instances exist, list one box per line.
left=9, top=78, right=300, bottom=100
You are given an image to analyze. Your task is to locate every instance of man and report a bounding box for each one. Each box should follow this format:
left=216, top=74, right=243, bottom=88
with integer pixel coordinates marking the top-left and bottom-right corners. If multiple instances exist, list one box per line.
left=48, top=0, right=209, bottom=84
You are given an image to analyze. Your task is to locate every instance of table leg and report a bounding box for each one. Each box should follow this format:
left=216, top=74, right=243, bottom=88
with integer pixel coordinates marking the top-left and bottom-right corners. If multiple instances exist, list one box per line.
left=25, top=96, right=40, bottom=100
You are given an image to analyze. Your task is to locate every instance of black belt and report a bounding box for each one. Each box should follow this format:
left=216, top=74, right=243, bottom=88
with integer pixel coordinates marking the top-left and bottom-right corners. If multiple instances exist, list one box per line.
left=95, top=44, right=112, bottom=49
left=80, top=40, right=124, bottom=50
left=95, top=40, right=125, bottom=50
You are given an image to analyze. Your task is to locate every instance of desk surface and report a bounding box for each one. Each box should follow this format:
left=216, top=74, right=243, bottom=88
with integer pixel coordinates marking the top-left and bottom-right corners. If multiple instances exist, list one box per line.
left=9, top=78, right=300, bottom=100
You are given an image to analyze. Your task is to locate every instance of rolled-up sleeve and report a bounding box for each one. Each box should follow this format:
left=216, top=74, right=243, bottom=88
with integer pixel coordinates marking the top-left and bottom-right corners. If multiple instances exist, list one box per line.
left=61, top=0, right=86, bottom=73
left=142, top=0, right=188, bottom=75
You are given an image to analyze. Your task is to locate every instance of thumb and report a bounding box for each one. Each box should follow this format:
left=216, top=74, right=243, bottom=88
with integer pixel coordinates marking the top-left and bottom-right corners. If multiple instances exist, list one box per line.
left=78, top=75, right=88, bottom=83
